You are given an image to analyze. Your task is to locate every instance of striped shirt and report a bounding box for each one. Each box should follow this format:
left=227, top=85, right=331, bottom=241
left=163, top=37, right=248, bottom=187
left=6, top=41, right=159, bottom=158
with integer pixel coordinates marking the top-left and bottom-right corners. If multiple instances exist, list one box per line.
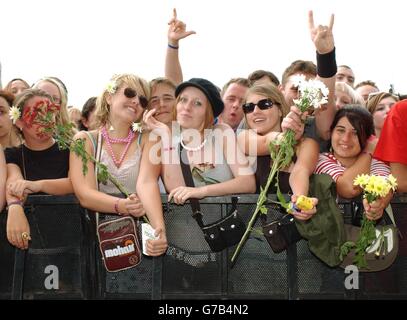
left=315, top=152, right=390, bottom=182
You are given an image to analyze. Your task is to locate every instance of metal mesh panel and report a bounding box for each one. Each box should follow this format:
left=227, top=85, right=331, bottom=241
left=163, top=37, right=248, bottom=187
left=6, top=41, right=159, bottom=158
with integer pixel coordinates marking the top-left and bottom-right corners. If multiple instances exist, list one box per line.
left=12, top=202, right=91, bottom=299
left=0, top=211, right=14, bottom=299
left=162, top=201, right=222, bottom=296
left=227, top=202, right=288, bottom=298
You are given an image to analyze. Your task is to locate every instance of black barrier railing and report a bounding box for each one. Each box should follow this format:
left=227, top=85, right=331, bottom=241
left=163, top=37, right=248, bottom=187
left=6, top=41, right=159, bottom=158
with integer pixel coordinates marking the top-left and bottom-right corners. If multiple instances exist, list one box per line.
left=1, top=194, right=406, bottom=300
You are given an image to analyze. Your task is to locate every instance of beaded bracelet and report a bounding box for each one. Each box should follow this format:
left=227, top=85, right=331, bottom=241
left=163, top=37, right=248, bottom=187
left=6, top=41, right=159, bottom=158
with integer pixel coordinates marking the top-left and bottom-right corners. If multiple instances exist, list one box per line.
left=163, top=146, right=176, bottom=151
left=168, top=43, right=179, bottom=49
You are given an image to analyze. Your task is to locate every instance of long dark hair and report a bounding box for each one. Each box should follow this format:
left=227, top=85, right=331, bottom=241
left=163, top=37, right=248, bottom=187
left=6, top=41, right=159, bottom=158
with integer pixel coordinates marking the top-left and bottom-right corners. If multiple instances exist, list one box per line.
left=330, top=105, right=374, bottom=150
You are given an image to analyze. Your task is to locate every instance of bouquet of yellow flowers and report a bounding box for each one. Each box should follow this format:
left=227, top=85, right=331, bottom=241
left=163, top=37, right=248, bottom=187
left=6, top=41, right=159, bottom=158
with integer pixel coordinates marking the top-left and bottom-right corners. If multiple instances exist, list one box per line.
left=231, top=76, right=328, bottom=265
left=340, top=174, right=397, bottom=269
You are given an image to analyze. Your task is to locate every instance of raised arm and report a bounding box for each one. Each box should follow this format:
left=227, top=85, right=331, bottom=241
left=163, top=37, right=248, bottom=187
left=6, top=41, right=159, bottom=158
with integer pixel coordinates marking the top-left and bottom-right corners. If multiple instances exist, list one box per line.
left=308, top=10, right=337, bottom=141
left=165, top=8, right=196, bottom=85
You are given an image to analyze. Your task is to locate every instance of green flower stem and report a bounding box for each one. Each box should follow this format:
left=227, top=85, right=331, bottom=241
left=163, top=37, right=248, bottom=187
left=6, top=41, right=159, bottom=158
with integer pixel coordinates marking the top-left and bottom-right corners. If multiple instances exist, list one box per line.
left=231, top=145, right=283, bottom=264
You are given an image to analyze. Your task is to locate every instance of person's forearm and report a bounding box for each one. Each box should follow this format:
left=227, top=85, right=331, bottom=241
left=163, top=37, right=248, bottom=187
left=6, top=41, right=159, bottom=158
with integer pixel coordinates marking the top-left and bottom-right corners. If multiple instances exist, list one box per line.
left=315, top=48, right=337, bottom=140
left=165, top=43, right=183, bottom=85
left=337, top=153, right=371, bottom=198
left=37, top=178, right=73, bottom=195
left=137, top=181, right=165, bottom=231
left=199, top=175, right=256, bottom=197
left=289, top=166, right=311, bottom=196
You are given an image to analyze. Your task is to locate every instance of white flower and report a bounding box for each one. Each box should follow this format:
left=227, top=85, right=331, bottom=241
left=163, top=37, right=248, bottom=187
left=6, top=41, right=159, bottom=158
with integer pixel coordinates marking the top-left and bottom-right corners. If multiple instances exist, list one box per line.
left=106, top=80, right=118, bottom=94
left=294, top=78, right=329, bottom=111
left=292, top=74, right=306, bottom=88
left=132, top=122, right=143, bottom=133
left=9, top=106, right=21, bottom=124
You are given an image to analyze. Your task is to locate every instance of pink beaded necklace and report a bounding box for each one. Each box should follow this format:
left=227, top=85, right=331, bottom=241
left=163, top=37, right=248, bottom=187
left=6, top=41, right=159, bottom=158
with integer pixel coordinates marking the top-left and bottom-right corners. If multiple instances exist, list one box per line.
left=101, top=126, right=136, bottom=167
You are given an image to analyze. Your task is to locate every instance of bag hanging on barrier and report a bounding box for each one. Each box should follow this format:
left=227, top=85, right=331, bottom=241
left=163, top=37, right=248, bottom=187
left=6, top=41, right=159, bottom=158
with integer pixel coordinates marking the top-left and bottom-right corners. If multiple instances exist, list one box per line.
left=90, top=130, right=142, bottom=272
left=97, top=216, right=142, bottom=272
left=261, top=211, right=303, bottom=253
left=179, top=146, right=246, bottom=252
left=194, top=197, right=245, bottom=252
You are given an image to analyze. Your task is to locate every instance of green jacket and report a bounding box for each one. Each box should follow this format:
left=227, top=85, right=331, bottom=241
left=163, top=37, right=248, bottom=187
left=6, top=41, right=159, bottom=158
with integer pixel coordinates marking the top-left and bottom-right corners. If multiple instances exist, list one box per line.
left=295, top=174, right=346, bottom=267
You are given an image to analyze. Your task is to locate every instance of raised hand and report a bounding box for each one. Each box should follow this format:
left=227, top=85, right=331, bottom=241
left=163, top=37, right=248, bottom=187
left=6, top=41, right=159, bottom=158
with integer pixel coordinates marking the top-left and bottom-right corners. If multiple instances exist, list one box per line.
left=308, top=10, right=334, bottom=54
left=168, top=8, right=196, bottom=46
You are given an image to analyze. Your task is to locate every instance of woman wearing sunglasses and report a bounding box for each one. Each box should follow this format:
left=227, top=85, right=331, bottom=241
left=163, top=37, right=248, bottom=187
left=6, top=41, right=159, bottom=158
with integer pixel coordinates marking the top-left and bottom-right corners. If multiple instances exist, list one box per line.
left=366, top=92, right=399, bottom=138
left=237, top=83, right=319, bottom=221
left=70, top=73, right=167, bottom=257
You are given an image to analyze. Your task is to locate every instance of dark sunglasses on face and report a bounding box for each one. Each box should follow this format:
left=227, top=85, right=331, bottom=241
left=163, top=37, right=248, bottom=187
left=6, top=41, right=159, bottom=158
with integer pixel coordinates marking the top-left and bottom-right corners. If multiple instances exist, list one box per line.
left=123, top=87, right=148, bottom=108
left=242, top=98, right=278, bottom=114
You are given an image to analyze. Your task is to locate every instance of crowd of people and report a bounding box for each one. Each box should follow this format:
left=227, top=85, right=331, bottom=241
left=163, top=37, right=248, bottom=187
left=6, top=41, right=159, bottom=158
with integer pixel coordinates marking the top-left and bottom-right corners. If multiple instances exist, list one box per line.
left=0, top=10, right=406, bottom=280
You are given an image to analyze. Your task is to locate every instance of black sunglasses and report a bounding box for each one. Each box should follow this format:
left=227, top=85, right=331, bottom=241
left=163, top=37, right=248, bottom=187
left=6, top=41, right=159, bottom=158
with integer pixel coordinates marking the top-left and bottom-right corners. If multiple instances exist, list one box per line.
left=123, top=87, right=148, bottom=108
left=242, top=98, right=277, bottom=114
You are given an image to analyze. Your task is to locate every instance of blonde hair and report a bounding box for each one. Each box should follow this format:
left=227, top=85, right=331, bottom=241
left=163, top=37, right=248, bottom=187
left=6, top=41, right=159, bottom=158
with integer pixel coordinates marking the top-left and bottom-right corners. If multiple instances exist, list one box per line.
left=13, top=88, right=53, bottom=114
left=32, top=77, right=70, bottom=128
left=94, top=74, right=150, bottom=128
left=335, top=82, right=365, bottom=106
left=246, top=83, right=289, bottom=119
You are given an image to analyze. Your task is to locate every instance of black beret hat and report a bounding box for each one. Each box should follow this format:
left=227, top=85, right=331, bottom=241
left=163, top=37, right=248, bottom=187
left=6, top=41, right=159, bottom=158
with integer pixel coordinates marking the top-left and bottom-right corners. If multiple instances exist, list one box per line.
left=175, top=78, right=224, bottom=118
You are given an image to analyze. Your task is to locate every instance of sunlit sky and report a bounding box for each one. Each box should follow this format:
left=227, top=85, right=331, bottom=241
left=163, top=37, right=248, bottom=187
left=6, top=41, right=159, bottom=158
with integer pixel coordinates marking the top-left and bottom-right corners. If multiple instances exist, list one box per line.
left=1, top=0, right=405, bottom=109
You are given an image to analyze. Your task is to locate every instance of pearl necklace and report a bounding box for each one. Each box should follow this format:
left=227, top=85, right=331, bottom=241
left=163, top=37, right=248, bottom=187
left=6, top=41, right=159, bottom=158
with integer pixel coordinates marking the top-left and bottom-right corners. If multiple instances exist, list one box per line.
left=180, top=133, right=207, bottom=152
left=101, top=127, right=135, bottom=167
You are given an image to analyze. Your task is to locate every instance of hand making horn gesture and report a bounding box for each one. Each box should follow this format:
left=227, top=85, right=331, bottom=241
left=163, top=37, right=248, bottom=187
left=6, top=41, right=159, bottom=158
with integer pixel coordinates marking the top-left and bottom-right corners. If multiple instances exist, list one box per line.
left=308, top=10, right=335, bottom=54
left=168, top=8, right=196, bottom=47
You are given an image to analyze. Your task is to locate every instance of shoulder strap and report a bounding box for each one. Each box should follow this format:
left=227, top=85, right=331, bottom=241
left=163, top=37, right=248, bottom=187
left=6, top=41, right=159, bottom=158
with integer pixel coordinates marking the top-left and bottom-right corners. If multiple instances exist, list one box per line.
left=95, top=131, right=103, bottom=226
left=179, top=146, right=205, bottom=228
left=137, top=132, right=142, bottom=146
left=84, top=131, right=97, bottom=156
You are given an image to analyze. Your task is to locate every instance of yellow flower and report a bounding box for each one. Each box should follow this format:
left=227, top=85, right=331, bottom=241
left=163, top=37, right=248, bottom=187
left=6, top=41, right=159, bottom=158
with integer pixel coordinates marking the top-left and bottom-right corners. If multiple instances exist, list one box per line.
left=353, top=174, right=369, bottom=188
left=295, top=195, right=314, bottom=211
left=387, top=175, right=398, bottom=192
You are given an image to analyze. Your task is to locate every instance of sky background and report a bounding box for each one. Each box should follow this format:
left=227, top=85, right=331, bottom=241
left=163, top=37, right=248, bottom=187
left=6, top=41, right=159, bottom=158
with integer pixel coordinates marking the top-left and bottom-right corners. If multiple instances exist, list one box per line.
left=1, top=0, right=406, bottom=109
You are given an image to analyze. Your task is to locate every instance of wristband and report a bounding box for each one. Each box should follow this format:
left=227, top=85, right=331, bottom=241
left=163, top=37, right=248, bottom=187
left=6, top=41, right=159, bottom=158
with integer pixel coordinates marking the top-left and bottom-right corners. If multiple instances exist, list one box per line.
left=168, top=43, right=179, bottom=49
left=316, top=47, right=337, bottom=78
left=8, top=200, right=24, bottom=209
left=114, top=198, right=121, bottom=215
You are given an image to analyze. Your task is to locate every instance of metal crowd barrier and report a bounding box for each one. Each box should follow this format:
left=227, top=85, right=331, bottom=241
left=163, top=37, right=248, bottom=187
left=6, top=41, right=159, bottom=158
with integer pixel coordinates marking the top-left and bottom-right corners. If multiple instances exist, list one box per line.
left=0, top=194, right=406, bottom=300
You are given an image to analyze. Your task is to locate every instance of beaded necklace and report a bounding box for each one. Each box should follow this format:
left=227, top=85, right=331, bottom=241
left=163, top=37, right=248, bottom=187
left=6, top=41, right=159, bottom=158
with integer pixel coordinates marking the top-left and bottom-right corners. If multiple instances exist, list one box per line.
left=101, top=126, right=135, bottom=167
left=180, top=132, right=207, bottom=152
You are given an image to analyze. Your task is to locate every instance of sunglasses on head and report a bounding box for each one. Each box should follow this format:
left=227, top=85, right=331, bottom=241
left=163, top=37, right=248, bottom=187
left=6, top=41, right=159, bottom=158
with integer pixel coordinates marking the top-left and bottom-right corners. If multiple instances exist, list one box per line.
left=242, top=98, right=278, bottom=114
left=123, top=87, right=148, bottom=108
